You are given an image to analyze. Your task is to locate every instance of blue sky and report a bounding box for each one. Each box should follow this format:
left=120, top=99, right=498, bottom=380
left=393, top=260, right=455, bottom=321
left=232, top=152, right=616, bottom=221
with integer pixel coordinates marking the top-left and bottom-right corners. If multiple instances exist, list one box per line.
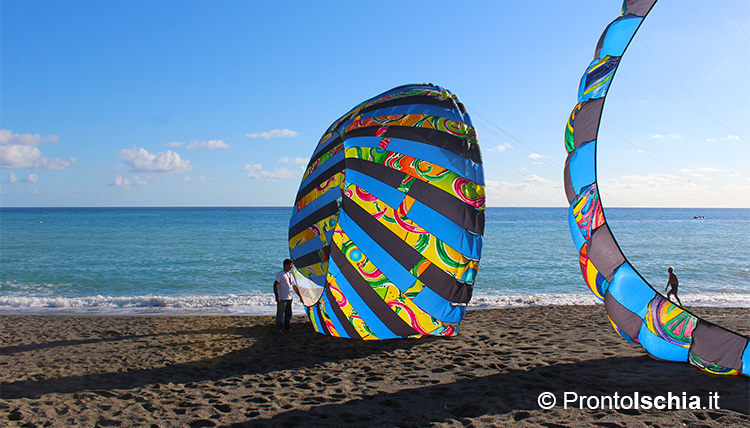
left=2, top=0, right=748, bottom=208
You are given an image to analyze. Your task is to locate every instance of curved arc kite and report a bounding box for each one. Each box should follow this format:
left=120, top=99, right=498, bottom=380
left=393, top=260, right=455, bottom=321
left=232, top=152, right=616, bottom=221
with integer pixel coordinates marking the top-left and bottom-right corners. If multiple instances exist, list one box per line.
left=564, top=0, right=749, bottom=375
left=290, top=84, right=484, bottom=340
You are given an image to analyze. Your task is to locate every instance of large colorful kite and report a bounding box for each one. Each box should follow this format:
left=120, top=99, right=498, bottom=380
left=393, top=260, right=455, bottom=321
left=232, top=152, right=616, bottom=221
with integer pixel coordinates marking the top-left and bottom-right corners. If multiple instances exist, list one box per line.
left=564, top=0, right=749, bottom=375
left=289, top=84, right=484, bottom=339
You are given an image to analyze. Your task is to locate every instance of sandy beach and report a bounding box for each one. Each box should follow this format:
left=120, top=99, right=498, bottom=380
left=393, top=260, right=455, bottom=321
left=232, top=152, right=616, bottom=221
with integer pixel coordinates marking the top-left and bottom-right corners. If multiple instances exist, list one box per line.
left=1, top=305, right=748, bottom=427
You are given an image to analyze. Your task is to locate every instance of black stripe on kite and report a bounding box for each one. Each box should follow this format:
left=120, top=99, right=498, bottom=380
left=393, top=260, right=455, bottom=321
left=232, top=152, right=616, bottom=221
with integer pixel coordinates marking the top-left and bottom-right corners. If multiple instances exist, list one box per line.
left=342, top=125, right=482, bottom=164
left=346, top=158, right=484, bottom=235
left=288, top=198, right=340, bottom=239
left=341, top=195, right=471, bottom=304
left=342, top=195, right=422, bottom=269
left=304, top=136, right=342, bottom=171
left=313, top=305, right=330, bottom=336
left=418, top=263, right=473, bottom=304
left=324, top=286, right=362, bottom=339
left=294, top=161, right=345, bottom=205
left=292, top=246, right=330, bottom=271
left=330, top=244, right=417, bottom=338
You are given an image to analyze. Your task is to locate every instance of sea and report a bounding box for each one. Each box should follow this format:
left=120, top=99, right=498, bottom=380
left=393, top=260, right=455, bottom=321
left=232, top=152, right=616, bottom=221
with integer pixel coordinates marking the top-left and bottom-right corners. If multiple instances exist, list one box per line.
left=1, top=207, right=748, bottom=315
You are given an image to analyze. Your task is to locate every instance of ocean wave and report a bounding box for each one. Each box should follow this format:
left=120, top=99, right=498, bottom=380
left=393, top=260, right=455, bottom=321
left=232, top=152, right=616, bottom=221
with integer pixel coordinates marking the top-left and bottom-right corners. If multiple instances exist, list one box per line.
left=0, top=292, right=747, bottom=315
left=0, top=294, right=281, bottom=315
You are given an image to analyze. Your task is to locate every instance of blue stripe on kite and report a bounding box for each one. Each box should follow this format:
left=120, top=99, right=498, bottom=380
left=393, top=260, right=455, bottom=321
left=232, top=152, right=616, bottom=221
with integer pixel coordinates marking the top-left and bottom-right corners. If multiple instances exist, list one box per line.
left=412, top=287, right=465, bottom=323
left=325, top=229, right=335, bottom=244
left=337, top=210, right=417, bottom=293
left=289, top=237, right=323, bottom=260
left=307, top=274, right=326, bottom=287
left=607, top=263, right=655, bottom=318
left=742, top=344, right=750, bottom=375
left=568, top=203, right=588, bottom=251
left=568, top=141, right=596, bottom=195
left=600, top=16, right=643, bottom=58
left=345, top=169, right=406, bottom=209
left=346, top=136, right=484, bottom=185
left=327, top=257, right=398, bottom=339
left=289, top=186, right=341, bottom=230
left=297, top=150, right=345, bottom=194
left=406, top=201, right=482, bottom=260
left=309, top=300, right=326, bottom=334
left=637, top=322, right=689, bottom=362
left=322, top=296, right=350, bottom=339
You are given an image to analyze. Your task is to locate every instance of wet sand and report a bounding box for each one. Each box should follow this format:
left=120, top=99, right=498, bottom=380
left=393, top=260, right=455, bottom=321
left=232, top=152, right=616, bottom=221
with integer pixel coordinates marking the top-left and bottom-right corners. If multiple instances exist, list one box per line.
left=1, top=306, right=748, bottom=427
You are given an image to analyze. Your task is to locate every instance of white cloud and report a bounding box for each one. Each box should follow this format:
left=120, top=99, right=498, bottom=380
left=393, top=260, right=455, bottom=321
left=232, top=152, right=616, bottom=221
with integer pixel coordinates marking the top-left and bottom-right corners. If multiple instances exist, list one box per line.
left=681, top=167, right=725, bottom=173
left=165, top=142, right=184, bottom=147
left=118, top=146, right=192, bottom=174
left=187, top=139, right=229, bottom=150
left=705, top=134, right=741, bottom=142
left=528, top=153, right=546, bottom=165
left=649, top=134, right=682, bottom=140
left=730, top=172, right=741, bottom=179
left=244, top=163, right=297, bottom=181
left=246, top=128, right=299, bottom=139
left=0, top=129, right=72, bottom=170
left=278, top=156, right=307, bottom=165
left=488, top=142, right=512, bottom=152
left=132, top=176, right=149, bottom=186
left=523, top=174, right=550, bottom=183
left=602, top=173, right=750, bottom=207
left=619, top=173, right=681, bottom=183
left=8, top=173, right=17, bottom=183
left=24, top=173, right=39, bottom=183
left=183, top=175, right=212, bottom=182
left=0, top=129, right=59, bottom=146
left=111, top=176, right=131, bottom=188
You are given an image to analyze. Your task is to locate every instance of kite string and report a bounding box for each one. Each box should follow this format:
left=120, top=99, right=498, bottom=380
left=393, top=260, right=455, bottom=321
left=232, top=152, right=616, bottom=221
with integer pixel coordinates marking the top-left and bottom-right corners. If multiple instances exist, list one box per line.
left=720, top=0, right=750, bottom=41
left=470, top=111, right=566, bottom=207
left=634, top=35, right=748, bottom=143
left=677, top=0, right=750, bottom=51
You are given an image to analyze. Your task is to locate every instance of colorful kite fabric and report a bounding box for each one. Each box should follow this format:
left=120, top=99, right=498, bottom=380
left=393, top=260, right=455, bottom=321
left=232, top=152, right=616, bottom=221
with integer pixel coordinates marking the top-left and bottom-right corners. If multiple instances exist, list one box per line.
left=289, top=84, right=484, bottom=340
left=564, top=0, right=749, bottom=376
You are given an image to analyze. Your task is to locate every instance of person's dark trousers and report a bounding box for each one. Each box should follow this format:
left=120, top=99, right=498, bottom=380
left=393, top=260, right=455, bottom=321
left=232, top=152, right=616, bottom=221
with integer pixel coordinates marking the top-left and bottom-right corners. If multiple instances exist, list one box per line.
left=276, top=299, right=292, bottom=332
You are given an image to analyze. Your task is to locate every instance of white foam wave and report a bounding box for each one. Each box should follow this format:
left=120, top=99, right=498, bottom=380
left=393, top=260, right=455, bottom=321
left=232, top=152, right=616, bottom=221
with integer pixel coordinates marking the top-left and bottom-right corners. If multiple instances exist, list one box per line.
left=468, top=293, right=603, bottom=308
left=0, top=291, right=747, bottom=315
left=0, top=294, right=288, bottom=315
left=467, top=292, right=750, bottom=309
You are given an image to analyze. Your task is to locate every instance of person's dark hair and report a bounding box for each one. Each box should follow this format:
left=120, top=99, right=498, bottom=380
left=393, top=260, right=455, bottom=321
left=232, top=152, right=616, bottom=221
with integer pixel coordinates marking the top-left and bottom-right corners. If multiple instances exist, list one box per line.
left=283, top=258, right=294, bottom=267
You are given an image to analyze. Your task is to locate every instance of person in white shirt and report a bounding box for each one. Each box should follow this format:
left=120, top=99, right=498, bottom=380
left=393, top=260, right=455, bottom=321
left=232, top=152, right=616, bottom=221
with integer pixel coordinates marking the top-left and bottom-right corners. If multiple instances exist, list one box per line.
left=273, top=259, right=298, bottom=333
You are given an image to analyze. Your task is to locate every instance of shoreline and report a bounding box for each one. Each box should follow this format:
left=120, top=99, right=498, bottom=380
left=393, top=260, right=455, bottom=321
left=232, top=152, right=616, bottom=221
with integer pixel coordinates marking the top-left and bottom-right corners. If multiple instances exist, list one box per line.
left=2, top=292, right=748, bottom=317
left=1, top=305, right=748, bottom=427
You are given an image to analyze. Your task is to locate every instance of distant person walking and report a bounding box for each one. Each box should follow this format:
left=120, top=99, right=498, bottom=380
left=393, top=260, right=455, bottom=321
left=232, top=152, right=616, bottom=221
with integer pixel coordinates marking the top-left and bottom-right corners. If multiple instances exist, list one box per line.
left=274, top=258, right=298, bottom=333
left=665, top=266, right=682, bottom=306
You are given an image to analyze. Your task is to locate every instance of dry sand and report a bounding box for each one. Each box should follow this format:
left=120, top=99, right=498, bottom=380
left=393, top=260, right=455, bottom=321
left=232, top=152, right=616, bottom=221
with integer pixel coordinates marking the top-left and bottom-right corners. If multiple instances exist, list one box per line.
left=1, top=306, right=748, bottom=427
